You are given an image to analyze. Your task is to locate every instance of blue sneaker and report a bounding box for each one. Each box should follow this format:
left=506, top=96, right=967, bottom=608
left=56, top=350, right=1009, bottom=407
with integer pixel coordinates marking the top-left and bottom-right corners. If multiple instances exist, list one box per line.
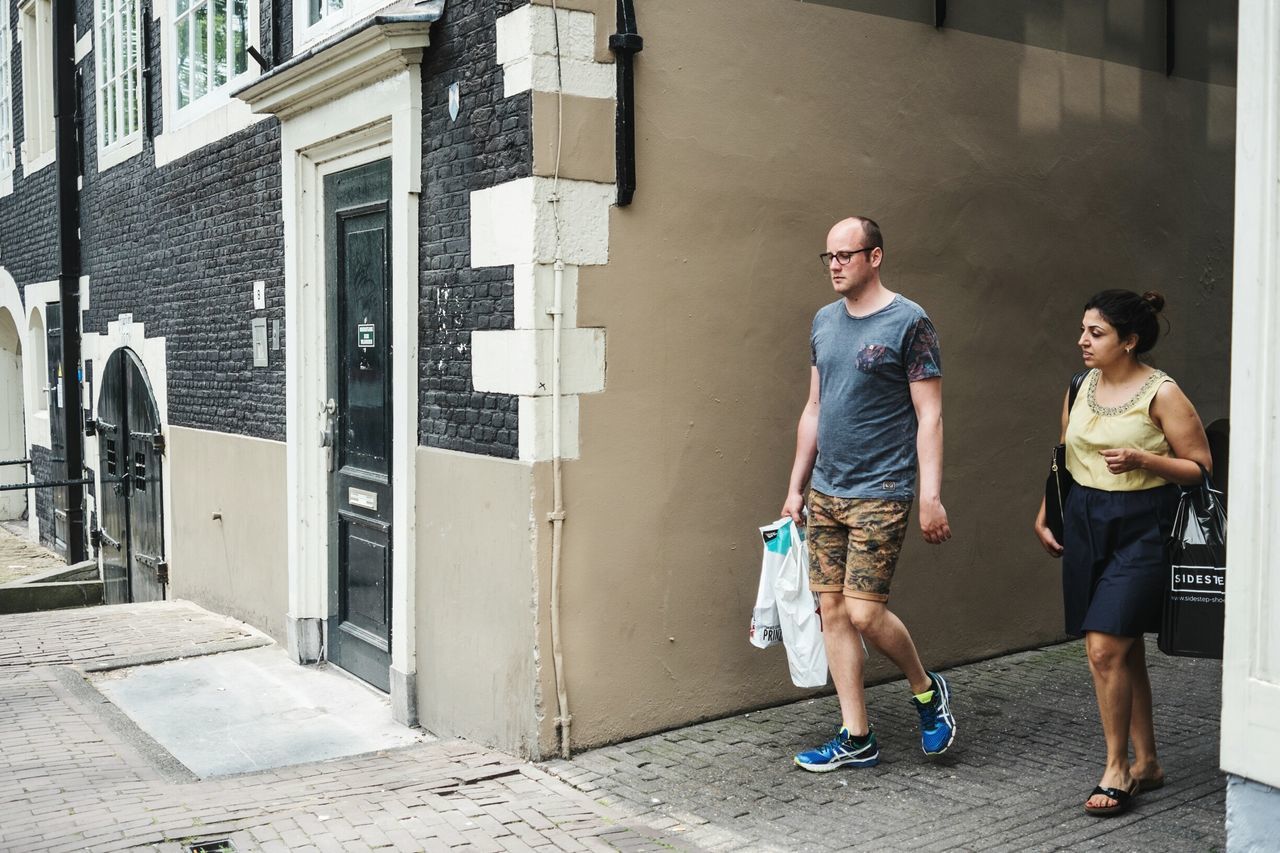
left=911, top=671, right=956, bottom=755
left=794, top=727, right=880, bottom=772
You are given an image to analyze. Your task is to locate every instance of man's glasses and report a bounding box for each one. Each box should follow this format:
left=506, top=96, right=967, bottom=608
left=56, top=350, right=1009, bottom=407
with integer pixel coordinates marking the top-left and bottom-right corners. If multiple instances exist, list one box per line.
left=819, top=248, right=876, bottom=267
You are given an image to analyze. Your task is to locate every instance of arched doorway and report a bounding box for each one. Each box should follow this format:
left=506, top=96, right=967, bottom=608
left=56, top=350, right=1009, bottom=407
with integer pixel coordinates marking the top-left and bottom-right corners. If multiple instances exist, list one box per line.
left=0, top=307, right=24, bottom=522
left=97, top=348, right=166, bottom=604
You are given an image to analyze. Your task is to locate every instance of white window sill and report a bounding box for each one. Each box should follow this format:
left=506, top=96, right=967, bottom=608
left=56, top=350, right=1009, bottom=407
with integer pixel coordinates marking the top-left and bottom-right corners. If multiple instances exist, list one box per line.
left=21, top=146, right=55, bottom=177
left=96, top=134, right=144, bottom=173
left=155, top=97, right=267, bottom=167
left=0, top=174, right=12, bottom=198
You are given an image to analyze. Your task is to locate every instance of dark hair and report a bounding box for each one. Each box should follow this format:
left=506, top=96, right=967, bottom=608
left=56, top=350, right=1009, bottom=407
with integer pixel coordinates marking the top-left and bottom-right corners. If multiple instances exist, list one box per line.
left=852, top=216, right=883, bottom=252
left=1084, top=289, right=1166, bottom=354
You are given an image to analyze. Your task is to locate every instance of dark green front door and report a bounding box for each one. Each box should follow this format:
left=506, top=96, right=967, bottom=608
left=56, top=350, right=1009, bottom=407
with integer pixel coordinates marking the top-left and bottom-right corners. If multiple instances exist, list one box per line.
left=325, top=160, right=393, bottom=692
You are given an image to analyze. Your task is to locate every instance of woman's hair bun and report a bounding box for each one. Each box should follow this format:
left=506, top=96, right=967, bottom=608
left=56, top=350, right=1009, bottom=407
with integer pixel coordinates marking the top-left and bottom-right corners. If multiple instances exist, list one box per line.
left=1140, top=290, right=1166, bottom=313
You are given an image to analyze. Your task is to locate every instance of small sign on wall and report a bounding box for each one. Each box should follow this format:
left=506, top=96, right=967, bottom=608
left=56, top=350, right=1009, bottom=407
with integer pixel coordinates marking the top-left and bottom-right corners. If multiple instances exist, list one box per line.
left=357, top=323, right=375, bottom=349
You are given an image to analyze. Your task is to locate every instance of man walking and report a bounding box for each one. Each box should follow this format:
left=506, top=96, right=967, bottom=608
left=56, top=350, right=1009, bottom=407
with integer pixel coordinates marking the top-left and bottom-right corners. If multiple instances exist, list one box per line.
left=781, top=216, right=955, bottom=770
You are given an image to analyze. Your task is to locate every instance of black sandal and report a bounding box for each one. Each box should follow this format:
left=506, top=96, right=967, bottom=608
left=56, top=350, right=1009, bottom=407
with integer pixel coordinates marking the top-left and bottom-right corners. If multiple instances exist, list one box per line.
left=1084, top=780, right=1138, bottom=817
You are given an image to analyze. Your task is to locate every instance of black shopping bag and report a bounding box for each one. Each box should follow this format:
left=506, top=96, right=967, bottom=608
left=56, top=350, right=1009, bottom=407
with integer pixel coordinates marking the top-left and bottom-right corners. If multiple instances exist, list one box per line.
left=1159, top=468, right=1226, bottom=659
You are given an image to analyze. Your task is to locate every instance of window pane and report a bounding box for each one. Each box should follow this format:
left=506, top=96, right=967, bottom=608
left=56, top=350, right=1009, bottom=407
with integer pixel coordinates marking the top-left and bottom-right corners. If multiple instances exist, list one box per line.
left=232, top=0, right=247, bottom=75
left=177, top=0, right=190, bottom=15
left=213, top=0, right=227, bottom=87
left=193, top=3, right=208, bottom=101
left=309, top=0, right=321, bottom=25
left=176, top=14, right=190, bottom=108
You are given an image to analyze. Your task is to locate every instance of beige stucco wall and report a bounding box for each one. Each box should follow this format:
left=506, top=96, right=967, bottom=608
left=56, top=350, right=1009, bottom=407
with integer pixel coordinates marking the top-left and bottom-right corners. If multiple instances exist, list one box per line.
left=168, top=427, right=289, bottom=642
left=414, top=446, right=550, bottom=757
left=542, top=2, right=1236, bottom=748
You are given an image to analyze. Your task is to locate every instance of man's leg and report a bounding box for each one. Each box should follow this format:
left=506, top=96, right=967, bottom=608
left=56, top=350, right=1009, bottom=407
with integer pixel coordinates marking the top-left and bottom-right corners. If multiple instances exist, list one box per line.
left=844, top=598, right=930, bottom=695
left=819, top=592, right=868, bottom=735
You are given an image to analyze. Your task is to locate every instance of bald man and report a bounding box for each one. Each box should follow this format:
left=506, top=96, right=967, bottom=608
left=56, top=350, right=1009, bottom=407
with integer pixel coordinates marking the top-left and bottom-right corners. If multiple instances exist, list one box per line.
left=781, top=216, right=957, bottom=771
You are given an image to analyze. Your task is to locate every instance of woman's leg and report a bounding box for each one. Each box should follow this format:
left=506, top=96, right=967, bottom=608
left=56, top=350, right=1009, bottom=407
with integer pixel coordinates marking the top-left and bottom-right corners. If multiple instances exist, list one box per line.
left=1127, top=639, right=1163, bottom=785
left=1085, top=631, right=1138, bottom=807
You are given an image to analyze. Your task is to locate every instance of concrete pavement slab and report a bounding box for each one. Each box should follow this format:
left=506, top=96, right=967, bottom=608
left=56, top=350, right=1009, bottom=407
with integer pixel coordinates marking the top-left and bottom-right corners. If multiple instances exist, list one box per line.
left=89, top=645, right=428, bottom=777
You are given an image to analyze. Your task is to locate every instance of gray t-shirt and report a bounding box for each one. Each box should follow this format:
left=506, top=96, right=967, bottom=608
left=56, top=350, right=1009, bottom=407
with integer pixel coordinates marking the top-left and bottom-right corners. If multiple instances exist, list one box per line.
left=809, top=294, right=942, bottom=500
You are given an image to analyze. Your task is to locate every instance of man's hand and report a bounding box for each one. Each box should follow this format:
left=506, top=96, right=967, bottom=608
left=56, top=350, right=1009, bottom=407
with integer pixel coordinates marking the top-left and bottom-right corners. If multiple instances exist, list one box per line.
left=781, top=491, right=806, bottom=526
left=918, top=497, right=951, bottom=544
left=1099, top=448, right=1147, bottom=475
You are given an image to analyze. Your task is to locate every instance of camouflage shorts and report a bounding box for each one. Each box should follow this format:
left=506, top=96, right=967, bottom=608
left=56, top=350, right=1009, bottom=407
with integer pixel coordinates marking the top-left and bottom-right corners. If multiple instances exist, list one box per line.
left=806, top=490, right=912, bottom=601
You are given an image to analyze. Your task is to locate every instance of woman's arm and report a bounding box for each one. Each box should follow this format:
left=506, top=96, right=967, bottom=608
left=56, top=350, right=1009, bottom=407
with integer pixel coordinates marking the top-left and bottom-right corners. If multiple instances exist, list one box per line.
left=1032, top=389, right=1073, bottom=557
left=1099, top=382, right=1212, bottom=486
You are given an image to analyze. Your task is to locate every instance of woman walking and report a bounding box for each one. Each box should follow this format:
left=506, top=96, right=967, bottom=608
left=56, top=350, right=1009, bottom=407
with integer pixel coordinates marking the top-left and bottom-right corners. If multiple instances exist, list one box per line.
left=1034, top=290, right=1212, bottom=817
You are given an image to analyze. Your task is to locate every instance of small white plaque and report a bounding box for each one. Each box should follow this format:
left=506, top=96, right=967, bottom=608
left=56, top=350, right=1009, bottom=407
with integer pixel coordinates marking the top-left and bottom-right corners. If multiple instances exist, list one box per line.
left=349, top=487, right=378, bottom=511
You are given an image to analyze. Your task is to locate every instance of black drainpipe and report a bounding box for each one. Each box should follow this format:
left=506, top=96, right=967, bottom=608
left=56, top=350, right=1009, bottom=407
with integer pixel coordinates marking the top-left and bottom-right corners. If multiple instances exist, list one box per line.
left=609, top=0, right=642, bottom=206
left=53, top=0, right=87, bottom=564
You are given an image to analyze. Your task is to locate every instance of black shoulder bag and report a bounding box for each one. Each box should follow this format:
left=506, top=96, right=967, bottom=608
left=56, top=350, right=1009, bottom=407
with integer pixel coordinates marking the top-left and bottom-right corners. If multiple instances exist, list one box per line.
left=1044, top=370, right=1089, bottom=544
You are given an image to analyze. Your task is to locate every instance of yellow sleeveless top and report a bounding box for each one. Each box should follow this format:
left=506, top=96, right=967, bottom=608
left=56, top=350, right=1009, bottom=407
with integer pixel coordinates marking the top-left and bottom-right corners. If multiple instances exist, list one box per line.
left=1065, top=368, right=1174, bottom=491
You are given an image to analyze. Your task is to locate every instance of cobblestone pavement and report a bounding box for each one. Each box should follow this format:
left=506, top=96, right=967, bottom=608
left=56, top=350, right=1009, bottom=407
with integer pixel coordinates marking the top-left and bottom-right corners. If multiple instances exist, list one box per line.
left=0, top=603, right=671, bottom=853
left=0, top=602, right=1225, bottom=852
left=0, top=526, right=64, bottom=586
left=545, top=641, right=1225, bottom=852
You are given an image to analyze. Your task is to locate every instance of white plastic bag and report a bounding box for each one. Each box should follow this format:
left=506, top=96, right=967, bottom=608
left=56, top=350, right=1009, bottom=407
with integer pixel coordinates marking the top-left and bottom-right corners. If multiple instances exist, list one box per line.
left=772, top=518, right=829, bottom=688
left=749, top=518, right=788, bottom=649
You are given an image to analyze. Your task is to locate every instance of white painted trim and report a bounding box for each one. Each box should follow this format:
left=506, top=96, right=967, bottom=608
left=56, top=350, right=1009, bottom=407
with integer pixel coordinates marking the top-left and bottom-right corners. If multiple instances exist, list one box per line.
left=495, top=4, right=613, bottom=99
left=81, top=318, right=172, bottom=596
left=153, top=98, right=267, bottom=168
left=514, top=263, right=578, bottom=331
left=470, top=177, right=613, bottom=267
left=1223, top=0, right=1280, bottom=792
left=20, top=280, right=58, bottom=451
left=20, top=146, right=54, bottom=176
left=472, top=328, right=604, bottom=397
left=0, top=266, right=27, bottom=524
left=240, top=28, right=424, bottom=708
left=74, top=29, right=91, bottom=63
left=96, top=134, right=144, bottom=173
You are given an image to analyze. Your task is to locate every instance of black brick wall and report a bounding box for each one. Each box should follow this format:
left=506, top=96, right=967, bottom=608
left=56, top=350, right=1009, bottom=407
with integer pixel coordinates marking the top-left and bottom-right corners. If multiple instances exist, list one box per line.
left=4, top=0, right=533, bottom=456
left=28, top=444, right=56, bottom=552
left=418, top=0, right=531, bottom=457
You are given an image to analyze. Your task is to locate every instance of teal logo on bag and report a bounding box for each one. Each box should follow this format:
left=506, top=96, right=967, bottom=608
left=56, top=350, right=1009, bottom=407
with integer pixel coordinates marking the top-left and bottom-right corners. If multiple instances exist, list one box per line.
left=763, top=522, right=792, bottom=555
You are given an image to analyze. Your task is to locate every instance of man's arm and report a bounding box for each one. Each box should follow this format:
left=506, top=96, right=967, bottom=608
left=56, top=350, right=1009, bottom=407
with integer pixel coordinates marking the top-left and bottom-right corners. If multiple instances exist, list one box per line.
left=909, top=377, right=951, bottom=544
left=781, top=367, right=821, bottom=525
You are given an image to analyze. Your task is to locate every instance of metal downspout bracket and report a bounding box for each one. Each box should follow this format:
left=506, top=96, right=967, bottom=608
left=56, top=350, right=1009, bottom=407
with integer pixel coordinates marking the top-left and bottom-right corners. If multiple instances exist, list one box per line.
left=609, top=0, right=642, bottom=206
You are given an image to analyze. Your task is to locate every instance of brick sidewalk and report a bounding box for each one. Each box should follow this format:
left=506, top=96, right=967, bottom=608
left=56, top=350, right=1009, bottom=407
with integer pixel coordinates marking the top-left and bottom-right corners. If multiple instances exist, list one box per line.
left=0, top=603, right=671, bottom=853
left=0, top=526, right=64, bottom=586
left=0, top=602, right=1224, bottom=852
left=545, top=641, right=1225, bottom=852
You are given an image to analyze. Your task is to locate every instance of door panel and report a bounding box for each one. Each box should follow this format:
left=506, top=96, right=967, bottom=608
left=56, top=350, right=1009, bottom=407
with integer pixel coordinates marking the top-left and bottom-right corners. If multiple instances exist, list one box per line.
left=126, top=355, right=165, bottom=603
left=97, top=348, right=165, bottom=605
left=45, top=302, right=68, bottom=557
left=326, top=159, right=393, bottom=692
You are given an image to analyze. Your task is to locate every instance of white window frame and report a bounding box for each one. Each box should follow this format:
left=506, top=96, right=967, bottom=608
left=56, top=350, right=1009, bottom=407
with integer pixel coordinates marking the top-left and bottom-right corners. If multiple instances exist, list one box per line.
left=0, top=0, right=15, bottom=196
left=94, top=0, right=145, bottom=172
left=17, top=0, right=55, bottom=175
left=291, top=0, right=394, bottom=54
left=153, top=0, right=264, bottom=167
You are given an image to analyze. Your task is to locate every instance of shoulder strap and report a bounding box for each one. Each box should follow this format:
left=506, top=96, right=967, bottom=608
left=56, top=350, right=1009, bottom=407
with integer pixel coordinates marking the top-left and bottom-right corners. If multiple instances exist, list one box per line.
left=1067, top=370, right=1088, bottom=411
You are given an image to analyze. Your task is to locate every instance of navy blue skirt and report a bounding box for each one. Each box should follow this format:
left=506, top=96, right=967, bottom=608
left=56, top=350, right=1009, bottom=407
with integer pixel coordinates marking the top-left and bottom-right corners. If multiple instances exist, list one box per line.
left=1061, top=484, right=1178, bottom=638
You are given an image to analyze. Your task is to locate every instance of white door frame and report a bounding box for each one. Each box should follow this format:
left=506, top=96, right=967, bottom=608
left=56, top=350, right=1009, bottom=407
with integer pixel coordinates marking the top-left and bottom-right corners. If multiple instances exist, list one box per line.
left=237, top=22, right=427, bottom=724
